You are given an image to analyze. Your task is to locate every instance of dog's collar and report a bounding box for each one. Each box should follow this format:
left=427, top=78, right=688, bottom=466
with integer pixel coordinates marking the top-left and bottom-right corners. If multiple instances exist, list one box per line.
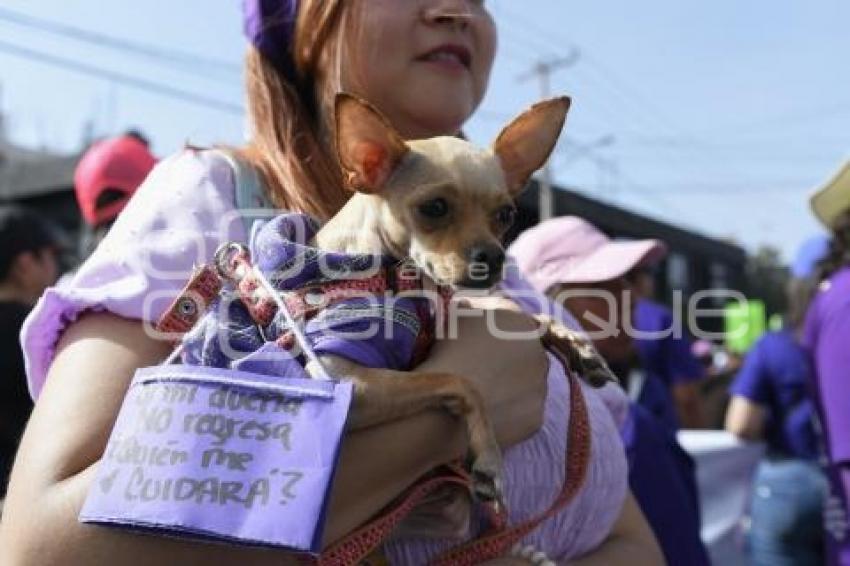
left=155, top=244, right=454, bottom=369
left=279, top=261, right=453, bottom=324
left=235, top=258, right=453, bottom=328
left=249, top=260, right=454, bottom=366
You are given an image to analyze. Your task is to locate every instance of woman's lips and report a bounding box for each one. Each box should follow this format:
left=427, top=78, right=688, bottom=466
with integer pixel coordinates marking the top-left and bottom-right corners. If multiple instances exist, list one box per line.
left=417, top=44, right=472, bottom=74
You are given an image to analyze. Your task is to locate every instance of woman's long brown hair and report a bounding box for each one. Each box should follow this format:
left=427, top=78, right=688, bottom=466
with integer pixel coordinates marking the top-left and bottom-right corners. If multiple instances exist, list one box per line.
left=798, top=209, right=850, bottom=322
left=815, top=210, right=850, bottom=284
left=237, top=0, right=353, bottom=222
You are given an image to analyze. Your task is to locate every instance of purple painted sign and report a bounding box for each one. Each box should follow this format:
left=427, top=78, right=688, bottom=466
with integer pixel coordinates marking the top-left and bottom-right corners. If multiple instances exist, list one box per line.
left=79, top=364, right=353, bottom=554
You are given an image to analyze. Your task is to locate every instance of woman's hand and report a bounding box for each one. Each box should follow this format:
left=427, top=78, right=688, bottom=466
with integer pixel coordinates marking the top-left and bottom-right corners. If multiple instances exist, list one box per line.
left=381, top=303, right=551, bottom=542
left=418, top=302, right=549, bottom=447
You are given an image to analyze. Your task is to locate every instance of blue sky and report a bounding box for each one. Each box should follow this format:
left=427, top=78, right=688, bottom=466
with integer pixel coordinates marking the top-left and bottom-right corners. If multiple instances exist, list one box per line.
left=1, top=0, right=847, bottom=260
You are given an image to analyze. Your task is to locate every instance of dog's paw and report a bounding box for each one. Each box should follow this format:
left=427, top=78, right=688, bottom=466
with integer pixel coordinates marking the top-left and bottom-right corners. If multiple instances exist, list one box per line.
left=536, top=315, right=618, bottom=388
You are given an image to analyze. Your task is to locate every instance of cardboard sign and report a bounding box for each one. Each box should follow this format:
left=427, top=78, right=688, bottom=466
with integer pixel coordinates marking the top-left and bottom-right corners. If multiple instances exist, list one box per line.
left=80, top=365, right=353, bottom=553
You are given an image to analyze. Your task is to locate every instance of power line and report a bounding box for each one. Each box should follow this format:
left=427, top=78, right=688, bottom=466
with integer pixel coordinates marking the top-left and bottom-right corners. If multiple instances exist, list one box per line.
left=0, top=38, right=244, bottom=116
left=617, top=179, right=817, bottom=194
left=614, top=134, right=849, bottom=148
left=573, top=169, right=687, bottom=218
left=496, top=8, right=719, bottom=190
left=492, top=30, right=539, bottom=66
left=498, top=26, right=688, bottom=209
left=498, top=5, right=651, bottom=116
left=498, top=22, right=559, bottom=61
left=496, top=4, right=581, bottom=55
left=495, top=6, right=748, bottom=169
left=696, top=101, right=850, bottom=136
left=0, top=6, right=241, bottom=77
left=497, top=16, right=672, bottom=141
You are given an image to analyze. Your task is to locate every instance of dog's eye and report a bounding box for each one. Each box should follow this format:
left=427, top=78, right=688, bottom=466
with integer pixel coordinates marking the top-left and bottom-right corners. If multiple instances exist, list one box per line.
left=494, top=205, right=517, bottom=228
left=418, top=198, right=450, bottom=219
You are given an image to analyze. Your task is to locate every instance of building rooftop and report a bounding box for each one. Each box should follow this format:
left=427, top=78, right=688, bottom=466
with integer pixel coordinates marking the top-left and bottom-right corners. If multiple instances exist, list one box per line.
left=515, top=181, right=747, bottom=266
left=0, top=138, right=78, bottom=200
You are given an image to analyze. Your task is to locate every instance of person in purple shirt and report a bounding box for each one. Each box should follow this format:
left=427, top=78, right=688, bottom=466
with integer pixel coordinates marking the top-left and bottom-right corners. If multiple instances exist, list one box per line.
left=511, top=216, right=710, bottom=566
left=725, top=234, right=829, bottom=566
left=629, top=267, right=707, bottom=429
left=804, top=160, right=850, bottom=566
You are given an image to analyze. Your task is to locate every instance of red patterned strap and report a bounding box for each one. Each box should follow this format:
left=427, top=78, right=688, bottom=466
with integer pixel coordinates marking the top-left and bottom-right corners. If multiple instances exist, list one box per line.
left=225, top=250, right=449, bottom=324
left=155, top=265, right=223, bottom=338
left=318, top=465, right=473, bottom=566
left=430, top=368, right=591, bottom=565
left=225, top=253, right=453, bottom=367
left=154, top=251, right=452, bottom=349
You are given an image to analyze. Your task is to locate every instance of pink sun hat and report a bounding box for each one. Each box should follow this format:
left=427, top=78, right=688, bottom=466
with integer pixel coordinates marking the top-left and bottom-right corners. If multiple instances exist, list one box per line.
left=508, top=216, right=668, bottom=293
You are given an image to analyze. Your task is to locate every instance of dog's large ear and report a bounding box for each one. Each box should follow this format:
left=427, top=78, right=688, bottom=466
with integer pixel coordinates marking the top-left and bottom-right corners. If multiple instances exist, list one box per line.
left=492, top=96, right=571, bottom=196
left=335, top=93, right=409, bottom=194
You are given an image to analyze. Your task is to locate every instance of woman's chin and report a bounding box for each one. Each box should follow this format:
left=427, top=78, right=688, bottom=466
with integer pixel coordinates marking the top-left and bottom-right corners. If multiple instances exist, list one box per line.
left=403, top=101, right=475, bottom=138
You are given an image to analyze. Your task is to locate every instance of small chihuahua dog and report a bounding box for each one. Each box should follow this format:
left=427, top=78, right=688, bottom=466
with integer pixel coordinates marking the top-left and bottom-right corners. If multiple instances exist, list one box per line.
left=162, top=92, right=614, bottom=520
left=300, top=93, right=578, bottom=506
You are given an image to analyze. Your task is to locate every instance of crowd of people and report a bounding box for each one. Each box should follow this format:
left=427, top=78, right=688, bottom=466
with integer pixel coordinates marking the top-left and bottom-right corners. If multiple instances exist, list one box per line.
left=0, top=1, right=847, bottom=565
left=0, top=132, right=157, bottom=505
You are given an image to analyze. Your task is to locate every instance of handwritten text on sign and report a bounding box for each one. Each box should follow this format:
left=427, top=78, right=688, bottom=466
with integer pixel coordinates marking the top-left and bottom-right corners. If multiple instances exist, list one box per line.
left=80, top=366, right=353, bottom=552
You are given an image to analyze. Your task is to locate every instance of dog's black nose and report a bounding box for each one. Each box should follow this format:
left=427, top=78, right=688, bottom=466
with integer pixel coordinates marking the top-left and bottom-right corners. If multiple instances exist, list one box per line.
left=470, top=246, right=504, bottom=267
left=468, top=246, right=506, bottom=286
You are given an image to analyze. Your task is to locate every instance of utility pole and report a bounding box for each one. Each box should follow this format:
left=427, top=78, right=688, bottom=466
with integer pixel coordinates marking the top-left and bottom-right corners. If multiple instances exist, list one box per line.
left=518, top=47, right=580, bottom=221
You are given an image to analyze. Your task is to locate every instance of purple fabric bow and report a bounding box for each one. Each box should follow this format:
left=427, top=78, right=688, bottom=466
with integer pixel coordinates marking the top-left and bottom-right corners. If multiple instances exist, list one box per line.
left=181, top=214, right=424, bottom=373
left=242, top=0, right=299, bottom=79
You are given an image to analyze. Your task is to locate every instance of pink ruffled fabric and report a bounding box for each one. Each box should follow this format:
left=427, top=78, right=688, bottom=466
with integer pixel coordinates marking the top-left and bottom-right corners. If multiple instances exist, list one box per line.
left=21, top=149, right=245, bottom=398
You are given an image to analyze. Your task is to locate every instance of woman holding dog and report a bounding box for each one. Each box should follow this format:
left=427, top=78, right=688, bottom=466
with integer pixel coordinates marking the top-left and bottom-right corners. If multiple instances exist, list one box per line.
left=0, top=1, right=661, bottom=564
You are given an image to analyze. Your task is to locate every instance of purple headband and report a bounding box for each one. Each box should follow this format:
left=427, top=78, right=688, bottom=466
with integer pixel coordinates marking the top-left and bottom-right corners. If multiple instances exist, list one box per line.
left=242, top=0, right=299, bottom=79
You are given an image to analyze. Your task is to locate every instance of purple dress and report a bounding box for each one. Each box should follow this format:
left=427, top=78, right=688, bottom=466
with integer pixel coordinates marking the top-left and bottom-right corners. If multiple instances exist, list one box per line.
left=803, top=267, right=850, bottom=565
left=20, top=150, right=629, bottom=562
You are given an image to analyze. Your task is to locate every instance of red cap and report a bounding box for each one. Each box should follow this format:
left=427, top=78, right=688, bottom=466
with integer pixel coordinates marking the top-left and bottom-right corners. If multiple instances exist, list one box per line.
left=74, top=135, right=157, bottom=226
